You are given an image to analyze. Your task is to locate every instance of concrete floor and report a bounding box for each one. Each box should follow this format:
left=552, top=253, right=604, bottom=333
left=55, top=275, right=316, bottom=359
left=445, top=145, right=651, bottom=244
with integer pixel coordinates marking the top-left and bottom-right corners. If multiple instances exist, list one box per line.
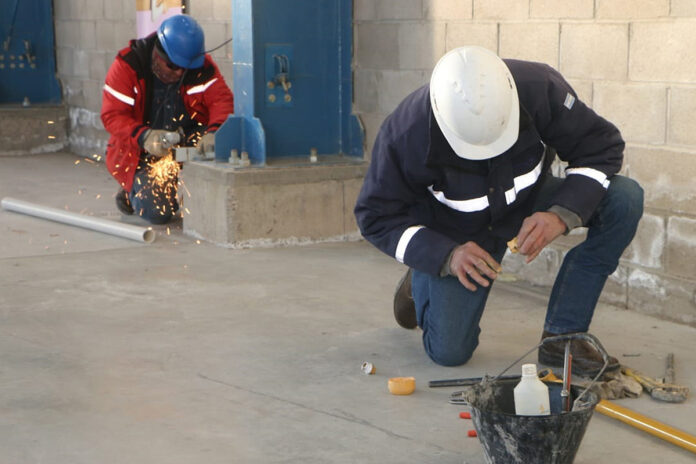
left=1, top=152, right=695, bottom=464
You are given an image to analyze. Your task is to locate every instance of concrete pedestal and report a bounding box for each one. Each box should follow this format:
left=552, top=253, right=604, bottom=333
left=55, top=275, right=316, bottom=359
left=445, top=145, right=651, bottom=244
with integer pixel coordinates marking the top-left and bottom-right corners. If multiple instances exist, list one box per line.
left=182, top=156, right=368, bottom=247
left=0, top=105, right=68, bottom=155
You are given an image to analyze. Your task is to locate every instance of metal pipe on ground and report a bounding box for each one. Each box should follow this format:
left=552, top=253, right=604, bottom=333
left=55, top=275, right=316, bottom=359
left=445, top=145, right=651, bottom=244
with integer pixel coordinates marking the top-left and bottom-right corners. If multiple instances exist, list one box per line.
left=1, top=197, right=155, bottom=243
left=596, top=399, right=696, bottom=454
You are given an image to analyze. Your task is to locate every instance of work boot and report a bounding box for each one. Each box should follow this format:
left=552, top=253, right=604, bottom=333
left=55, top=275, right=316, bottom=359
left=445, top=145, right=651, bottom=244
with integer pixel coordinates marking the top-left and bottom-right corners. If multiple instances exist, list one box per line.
left=393, top=268, right=417, bottom=329
left=538, top=330, right=620, bottom=378
left=115, top=188, right=134, bottom=215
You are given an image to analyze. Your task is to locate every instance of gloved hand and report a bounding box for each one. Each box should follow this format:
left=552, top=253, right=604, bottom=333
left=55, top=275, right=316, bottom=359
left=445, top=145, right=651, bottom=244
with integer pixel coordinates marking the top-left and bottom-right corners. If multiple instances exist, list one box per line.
left=196, top=132, right=216, bottom=155
left=143, top=129, right=180, bottom=157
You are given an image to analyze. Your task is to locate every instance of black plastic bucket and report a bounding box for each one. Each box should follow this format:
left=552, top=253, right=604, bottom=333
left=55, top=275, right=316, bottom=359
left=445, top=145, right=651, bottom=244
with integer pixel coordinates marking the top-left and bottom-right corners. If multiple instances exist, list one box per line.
left=466, top=378, right=599, bottom=464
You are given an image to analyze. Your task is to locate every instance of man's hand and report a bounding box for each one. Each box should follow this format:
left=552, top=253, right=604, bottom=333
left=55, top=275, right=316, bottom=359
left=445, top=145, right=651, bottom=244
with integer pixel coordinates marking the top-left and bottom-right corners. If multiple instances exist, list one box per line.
left=516, top=211, right=567, bottom=263
left=449, top=241, right=502, bottom=292
left=143, top=129, right=179, bottom=157
left=196, top=132, right=215, bottom=154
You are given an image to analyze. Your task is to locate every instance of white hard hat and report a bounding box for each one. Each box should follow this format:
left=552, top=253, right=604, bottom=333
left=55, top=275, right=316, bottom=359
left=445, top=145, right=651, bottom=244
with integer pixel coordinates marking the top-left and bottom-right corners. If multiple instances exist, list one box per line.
left=430, top=46, right=519, bottom=160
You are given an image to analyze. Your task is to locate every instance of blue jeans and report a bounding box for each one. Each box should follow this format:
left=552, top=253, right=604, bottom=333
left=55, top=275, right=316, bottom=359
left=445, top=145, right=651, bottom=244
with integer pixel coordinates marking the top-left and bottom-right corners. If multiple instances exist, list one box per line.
left=412, top=175, right=644, bottom=366
left=128, top=158, right=179, bottom=225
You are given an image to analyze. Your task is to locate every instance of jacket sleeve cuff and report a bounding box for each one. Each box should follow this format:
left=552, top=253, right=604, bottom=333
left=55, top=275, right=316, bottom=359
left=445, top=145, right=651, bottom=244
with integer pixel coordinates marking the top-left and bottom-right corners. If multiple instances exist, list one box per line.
left=548, top=205, right=582, bottom=235
left=398, top=226, right=459, bottom=277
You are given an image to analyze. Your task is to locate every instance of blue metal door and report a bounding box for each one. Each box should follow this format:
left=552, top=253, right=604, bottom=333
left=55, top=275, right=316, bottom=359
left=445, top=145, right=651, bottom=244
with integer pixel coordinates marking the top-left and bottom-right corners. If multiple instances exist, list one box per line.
left=217, top=0, right=363, bottom=164
left=0, top=0, right=61, bottom=104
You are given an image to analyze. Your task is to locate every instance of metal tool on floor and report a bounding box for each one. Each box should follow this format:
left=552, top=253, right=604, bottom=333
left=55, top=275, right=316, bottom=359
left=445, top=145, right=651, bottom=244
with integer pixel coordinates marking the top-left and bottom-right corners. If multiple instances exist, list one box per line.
left=622, top=353, right=689, bottom=403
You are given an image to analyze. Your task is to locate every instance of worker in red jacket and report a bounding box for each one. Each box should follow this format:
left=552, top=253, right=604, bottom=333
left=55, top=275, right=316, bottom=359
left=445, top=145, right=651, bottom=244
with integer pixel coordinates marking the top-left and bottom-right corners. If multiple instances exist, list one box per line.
left=101, top=14, right=234, bottom=224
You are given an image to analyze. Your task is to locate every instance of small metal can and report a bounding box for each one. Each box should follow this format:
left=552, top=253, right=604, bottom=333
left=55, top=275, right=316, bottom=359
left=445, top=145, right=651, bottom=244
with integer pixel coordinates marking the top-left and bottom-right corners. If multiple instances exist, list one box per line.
left=361, top=361, right=376, bottom=375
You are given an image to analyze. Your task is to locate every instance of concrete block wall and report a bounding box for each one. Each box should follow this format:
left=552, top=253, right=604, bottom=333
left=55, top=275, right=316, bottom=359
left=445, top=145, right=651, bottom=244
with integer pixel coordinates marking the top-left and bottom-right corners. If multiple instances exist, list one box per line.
left=354, top=0, right=696, bottom=326
left=53, top=0, right=233, bottom=158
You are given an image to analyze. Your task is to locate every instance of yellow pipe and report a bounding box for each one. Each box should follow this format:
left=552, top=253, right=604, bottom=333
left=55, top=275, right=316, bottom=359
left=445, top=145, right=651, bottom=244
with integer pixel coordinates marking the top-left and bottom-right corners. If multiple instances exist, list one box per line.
left=596, top=400, right=696, bottom=454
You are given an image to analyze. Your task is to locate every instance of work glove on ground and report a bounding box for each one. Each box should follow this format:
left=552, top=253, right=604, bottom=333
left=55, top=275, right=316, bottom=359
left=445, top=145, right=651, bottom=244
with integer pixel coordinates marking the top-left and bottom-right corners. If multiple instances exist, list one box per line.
left=196, top=132, right=216, bottom=155
left=143, top=129, right=180, bottom=157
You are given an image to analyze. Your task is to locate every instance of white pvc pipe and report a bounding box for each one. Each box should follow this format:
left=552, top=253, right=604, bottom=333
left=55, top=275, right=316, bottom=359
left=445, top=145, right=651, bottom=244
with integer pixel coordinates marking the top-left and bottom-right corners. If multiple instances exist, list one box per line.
left=1, top=197, right=156, bottom=244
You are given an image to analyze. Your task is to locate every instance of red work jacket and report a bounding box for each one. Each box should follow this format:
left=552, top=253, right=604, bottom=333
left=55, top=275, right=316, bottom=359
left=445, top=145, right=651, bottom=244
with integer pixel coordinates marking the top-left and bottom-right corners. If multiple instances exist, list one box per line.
left=101, top=34, right=234, bottom=191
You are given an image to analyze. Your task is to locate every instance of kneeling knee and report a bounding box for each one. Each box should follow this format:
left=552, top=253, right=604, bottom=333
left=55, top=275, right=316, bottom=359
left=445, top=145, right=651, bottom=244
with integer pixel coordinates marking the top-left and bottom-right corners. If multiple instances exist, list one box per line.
left=426, top=343, right=477, bottom=367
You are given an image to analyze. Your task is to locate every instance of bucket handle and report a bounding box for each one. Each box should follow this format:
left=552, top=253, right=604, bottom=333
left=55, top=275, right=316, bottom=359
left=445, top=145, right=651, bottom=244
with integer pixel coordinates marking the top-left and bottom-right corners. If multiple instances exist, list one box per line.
left=490, top=333, right=609, bottom=410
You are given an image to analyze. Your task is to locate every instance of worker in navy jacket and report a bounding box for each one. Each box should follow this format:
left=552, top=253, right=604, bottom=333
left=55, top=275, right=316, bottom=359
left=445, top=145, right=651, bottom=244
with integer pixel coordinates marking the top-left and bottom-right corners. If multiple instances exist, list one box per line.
left=355, top=47, right=643, bottom=377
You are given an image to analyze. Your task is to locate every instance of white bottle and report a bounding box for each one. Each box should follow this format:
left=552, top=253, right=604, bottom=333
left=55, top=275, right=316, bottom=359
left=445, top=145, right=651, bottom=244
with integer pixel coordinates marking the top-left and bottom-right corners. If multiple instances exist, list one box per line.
left=513, top=363, right=551, bottom=416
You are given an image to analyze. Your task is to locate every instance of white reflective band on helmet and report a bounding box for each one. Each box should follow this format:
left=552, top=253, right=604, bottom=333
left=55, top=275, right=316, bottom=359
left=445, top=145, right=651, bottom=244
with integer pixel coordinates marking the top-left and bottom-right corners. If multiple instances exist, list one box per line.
left=428, top=186, right=490, bottom=212
left=186, top=78, right=218, bottom=95
left=566, top=167, right=610, bottom=188
left=504, top=155, right=545, bottom=205
left=104, top=84, right=135, bottom=106
left=395, top=226, right=425, bottom=263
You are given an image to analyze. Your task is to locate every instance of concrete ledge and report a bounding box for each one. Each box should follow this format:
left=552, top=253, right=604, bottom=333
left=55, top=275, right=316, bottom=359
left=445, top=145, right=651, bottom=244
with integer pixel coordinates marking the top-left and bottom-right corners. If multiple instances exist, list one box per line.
left=182, top=157, right=368, bottom=246
left=0, top=105, right=68, bottom=155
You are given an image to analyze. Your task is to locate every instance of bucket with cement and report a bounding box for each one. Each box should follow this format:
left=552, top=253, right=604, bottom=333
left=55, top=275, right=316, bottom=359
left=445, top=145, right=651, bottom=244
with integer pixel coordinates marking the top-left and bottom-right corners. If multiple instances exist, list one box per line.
left=465, top=378, right=599, bottom=464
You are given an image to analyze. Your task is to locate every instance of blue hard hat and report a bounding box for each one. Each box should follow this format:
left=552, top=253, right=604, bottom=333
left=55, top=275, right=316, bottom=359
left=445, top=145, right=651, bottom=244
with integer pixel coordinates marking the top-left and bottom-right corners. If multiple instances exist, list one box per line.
left=157, top=15, right=205, bottom=69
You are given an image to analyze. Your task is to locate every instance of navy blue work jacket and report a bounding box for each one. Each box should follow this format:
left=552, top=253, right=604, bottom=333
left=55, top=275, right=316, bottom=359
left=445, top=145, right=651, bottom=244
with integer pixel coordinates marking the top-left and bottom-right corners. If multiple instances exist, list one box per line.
left=354, top=60, right=624, bottom=277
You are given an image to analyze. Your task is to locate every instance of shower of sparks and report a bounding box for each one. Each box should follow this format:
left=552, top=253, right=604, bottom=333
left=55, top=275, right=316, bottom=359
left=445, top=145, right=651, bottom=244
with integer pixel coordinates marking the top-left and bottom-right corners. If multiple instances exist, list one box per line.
left=47, top=120, right=55, bottom=124
left=95, top=194, right=101, bottom=199
left=48, top=135, right=56, bottom=139
left=78, top=189, right=83, bottom=195
left=166, top=227, right=171, bottom=235
left=196, top=240, right=201, bottom=245
left=180, top=180, right=191, bottom=198
left=74, top=160, right=80, bottom=165
left=146, top=154, right=181, bottom=216
left=184, top=207, right=191, bottom=215
left=84, top=158, right=95, bottom=164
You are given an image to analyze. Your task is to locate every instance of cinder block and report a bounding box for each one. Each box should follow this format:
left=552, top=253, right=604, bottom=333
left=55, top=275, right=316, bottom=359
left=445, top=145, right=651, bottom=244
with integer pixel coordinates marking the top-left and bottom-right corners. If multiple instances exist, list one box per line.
left=630, top=22, right=696, bottom=82
left=500, top=22, right=559, bottom=67
left=627, top=269, right=696, bottom=326
left=377, top=70, right=428, bottom=114
left=354, top=0, right=376, bottom=21
left=378, top=0, right=424, bottom=20
left=114, top=21, right=138, bottom=51
left=359, top=112, right=388, bottom=160
left=623, top=146, right=696, bottom=216
left=531, top=0, right=594, bottom=18
left=56, top=20, right=81, bottom=49
left=96, top=21, right=115, bottom=52
left=189, top=0, right=214, bottom=20
left=668, top=87, right=696, bottom=146
left=83, top=0, right=103, bottom=20
left=596, top=0, right=669, bottom=18
left=593, top=82, right=666, bottom=144
left=202, top=23, right=227, bottom=60
left=566, top=79, right=593, bottom=107
left=397, top=22, right=446, bottom=70
left=74, top=51, right=90, bottom=78
left=474, top=0, right=528, bottom=19
left=56, top=48, right=74, bottom=77
left=424, top=0, right=473, bottom=20
left=626, top=213, right=664, bottom=268
left=80, top=21, right=97, bottom=50
left=213, top=0, right=231, bottom=21
left=667, top=216, right=696, bottom=278
left=54, top=1, right=70, bottom=19
left=83, top=79, right=104, bottom=113
left=600, top=266, right=628, bottom=308
left=671, top=0, right=696, bottom=16
left=560, top=23, right=628, bottom=80
left=354, top=69, right=379, bottom=113
left=356, top=23, right=400, bottom=69
left=88, top=51, right=107, bottom=81
left=104, top=0, right=124, bottom=20
left=503, top=247, right=561, bottom=287
left=445, top=22, right=498, bottom=53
